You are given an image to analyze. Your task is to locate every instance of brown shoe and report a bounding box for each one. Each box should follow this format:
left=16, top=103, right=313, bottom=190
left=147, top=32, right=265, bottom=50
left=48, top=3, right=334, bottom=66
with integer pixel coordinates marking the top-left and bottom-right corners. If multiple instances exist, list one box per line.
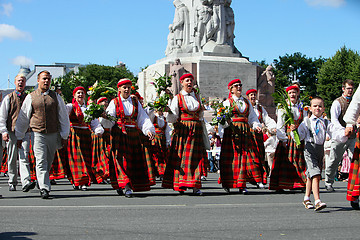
left=314, top=201, right=327, bottom=211
left=303, top=200, right=314, bottom=209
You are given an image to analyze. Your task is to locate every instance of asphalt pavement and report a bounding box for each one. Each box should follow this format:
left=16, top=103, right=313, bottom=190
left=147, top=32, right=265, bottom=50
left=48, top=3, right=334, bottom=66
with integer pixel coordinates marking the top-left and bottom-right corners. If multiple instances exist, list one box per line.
left=0, top=173, right=358, bottom=240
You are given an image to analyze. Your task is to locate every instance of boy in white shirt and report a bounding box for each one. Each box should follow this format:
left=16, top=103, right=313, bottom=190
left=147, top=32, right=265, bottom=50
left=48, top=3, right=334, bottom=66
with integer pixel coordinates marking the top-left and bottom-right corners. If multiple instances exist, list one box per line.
left=290, top=97, right=348, bottom=211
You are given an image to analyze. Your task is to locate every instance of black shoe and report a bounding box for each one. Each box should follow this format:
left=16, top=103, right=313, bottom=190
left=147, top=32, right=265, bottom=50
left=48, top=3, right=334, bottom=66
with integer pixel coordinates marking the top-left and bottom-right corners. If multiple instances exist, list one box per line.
left=192, top=189, right=203, bottom=196
left=124, top=189, right=133, bottom=198
left=116, top=189, right=123, bottom=196
left=179, top=191, right=185, bottom=195
left=40, top=189, right=50, bottom=199
left=240, top=188, right=248, bottom=195
left=22, top=181, right=36, bottom=192
left=275, top=189, right=285, bottom=194
left=72, top=184, right=80, bottom=190
left=50, top=179, right=57, bottom=185
left=325, top=185, right=335, bottom=192
left=9, top=184, right=16, bottom=191
left=223, top=188, right=230, bottom=194
left=351, top=201, right=360, bottom=210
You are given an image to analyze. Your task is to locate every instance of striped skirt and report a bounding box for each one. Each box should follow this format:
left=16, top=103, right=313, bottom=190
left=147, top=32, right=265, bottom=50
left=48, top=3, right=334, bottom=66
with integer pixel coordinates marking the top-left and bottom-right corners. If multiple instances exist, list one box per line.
left=347, top=132, right=360, bottom=201
left=108, top=126, right=153, bottom=192
left=219, top=122, right=263, bottom=189
left=252, top=130, right=268, bottom=183
left=0, top=147, right=7, bottom=173
left=151, top=132, right=168, bottom=176
left=92, top=134, right=110, bottom=181
left=269, top=136, right=307, bottom=190
left=50, top=147, right=67, bottom=180
left=162, top=120, right=207, bottom=191
left=66, top=127, right=99, bottom=186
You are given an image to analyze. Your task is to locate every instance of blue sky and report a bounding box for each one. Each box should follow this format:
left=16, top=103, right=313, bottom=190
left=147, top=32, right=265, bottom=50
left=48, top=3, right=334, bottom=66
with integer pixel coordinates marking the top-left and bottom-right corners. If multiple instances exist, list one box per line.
left=1, top=0, right=359, bottom=89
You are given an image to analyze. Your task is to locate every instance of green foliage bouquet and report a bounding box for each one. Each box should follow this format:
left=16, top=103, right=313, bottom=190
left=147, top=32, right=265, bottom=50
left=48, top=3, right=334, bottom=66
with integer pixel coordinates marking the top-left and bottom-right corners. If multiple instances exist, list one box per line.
left=147, top=95, right=170, bottom=112
left=273, top=88, right=301, bottom=147
left=150, top=73, right=172, bottom=96
left=84, top=102, right=116, bottom=123
left=88, top=81, right=117, bottom=101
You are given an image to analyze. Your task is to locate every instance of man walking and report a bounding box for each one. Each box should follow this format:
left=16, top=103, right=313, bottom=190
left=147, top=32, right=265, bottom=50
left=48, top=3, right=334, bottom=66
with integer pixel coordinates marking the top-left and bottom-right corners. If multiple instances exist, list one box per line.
left=15, top=71, right=70, bottom=199
left=0, top=74, right=34, bottom=192
left=325, top=79, right=356, bottom=192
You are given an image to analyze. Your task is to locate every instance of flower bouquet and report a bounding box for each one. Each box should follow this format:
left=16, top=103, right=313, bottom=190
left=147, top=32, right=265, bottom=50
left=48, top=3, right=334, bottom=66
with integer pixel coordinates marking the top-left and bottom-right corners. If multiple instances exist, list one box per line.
left=209, top=99, right=234, bottom=126
left=272, top=88, right=301, bottom=147
left=88, top=81, right=117, bottom=101
left=150, top=73, right=172, bottom=96
left=147, top=94, right=170, bottom=112
left=84, top=102, right=116, bottom=123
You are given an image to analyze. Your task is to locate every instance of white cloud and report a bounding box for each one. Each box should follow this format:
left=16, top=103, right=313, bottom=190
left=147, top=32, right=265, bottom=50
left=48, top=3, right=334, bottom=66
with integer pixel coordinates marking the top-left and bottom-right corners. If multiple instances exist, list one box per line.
left=0, top=24, right=31, bottom=41
left=11, top=56, right=35, bottom=67
left=1, top=3, right=13, bottom=16
left=305, top=0, right=346, bottom=7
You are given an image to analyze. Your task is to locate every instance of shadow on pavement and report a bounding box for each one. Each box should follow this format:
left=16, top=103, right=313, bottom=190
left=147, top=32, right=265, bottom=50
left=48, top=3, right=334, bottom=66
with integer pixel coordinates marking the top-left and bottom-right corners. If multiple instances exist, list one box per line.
left=0, top=232, right=37, bottom=240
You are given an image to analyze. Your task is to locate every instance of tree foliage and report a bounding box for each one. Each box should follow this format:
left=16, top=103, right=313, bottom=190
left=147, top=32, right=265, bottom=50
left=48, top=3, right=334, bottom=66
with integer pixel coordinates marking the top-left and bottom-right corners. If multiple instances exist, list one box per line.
left=57, top=64, right=136, bottom=103
left=273, top=52, right=325, bottom=99
left=317, top=46, right=360, bottom=115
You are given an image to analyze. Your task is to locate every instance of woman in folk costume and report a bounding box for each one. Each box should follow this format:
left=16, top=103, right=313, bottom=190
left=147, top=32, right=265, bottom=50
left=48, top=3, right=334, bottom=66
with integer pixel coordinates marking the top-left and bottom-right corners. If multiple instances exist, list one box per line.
left=343, top=85, right=360, bottom=210
left=269, top=85, right=307, bottom=192
left=149, top=108, right=172, bottom=180
left=246, top=88, right=277, bottom=184
left=100, top=78, right=155, bottom=198
left=219, top=79, right=263, bottom=194
left=162, top=73, right=208, bottom=196
left=66, top=86, right=105, bottom=191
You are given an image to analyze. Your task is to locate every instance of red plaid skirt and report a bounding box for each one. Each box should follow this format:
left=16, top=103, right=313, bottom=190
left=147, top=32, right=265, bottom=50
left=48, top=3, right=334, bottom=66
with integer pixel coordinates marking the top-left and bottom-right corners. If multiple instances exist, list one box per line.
left=162, top=120, right=207, bottom=191
left=0, top=147, right=7, bottom=173
left=347, top=132, right=360, bottom=201
left=28, top=140, right=37, bottom=180
left=66, top=128, right=99, bottom=186
left=219, top=122, right=264, bottom=189
left=50, top=147, right=67, bottom=180
left=142, top=134, right=156, bottom=185
left=269, top=137, right=307, bottom=190
left=92, top=134, right=110, bottom=181
left=252, top=130, right=268, bottom=183
left=108, top=126, right=154, bottom=192
left=151, top=132, right=167, bottom=176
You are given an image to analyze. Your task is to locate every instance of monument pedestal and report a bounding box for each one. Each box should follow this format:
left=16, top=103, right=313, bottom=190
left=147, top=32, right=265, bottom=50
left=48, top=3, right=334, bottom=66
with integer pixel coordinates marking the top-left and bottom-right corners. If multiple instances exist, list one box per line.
left=138, top=52, right=263, bottom=102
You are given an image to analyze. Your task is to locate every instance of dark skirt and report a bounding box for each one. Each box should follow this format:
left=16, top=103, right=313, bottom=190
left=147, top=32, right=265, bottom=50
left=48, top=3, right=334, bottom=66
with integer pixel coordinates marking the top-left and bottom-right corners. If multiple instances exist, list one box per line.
left=0, top=147, right=7, bottom=173
left=151, top=132, right=168, bottom=176
left=162, top=120, right=207, bottom=191
left=108, top=126, right=154, bottom=192
left=347, top=131, right=360, bottom=201
left=252, top=130, right=268, bottom=183
left=50, top=147, right=67, bottom=180
left=219, top=122, right=263, bottom=189
left=269, top=135, right=307, bottom=190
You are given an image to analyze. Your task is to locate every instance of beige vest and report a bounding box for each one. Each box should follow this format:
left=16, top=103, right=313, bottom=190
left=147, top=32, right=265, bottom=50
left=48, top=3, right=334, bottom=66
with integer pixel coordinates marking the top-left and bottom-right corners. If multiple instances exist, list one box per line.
left=6, top=91, right=27, bottom=132
left=29, top=88, right=59, bottom=133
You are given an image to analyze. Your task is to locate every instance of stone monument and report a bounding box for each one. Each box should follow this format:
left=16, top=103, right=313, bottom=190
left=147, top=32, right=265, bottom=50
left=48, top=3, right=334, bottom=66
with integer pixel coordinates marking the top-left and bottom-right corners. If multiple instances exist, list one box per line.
left=138, top=0, right=264, bottom=105
left=257, top=65, right=276, bottom=119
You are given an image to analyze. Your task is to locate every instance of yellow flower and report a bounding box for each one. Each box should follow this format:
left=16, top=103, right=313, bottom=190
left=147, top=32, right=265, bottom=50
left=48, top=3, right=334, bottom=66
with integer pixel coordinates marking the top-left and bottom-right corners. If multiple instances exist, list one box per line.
left=89, top=87, right=93, bottom=91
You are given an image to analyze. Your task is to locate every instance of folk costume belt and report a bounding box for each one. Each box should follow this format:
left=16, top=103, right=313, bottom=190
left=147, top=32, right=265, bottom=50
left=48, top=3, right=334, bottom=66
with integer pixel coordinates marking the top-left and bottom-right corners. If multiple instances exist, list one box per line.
left=232, top=117, right=248, bottom=122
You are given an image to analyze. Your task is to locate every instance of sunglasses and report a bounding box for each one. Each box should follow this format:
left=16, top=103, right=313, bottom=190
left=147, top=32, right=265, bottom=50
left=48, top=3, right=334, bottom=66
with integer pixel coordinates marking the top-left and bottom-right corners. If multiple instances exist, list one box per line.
left=232, top=84, right=242, bottom=88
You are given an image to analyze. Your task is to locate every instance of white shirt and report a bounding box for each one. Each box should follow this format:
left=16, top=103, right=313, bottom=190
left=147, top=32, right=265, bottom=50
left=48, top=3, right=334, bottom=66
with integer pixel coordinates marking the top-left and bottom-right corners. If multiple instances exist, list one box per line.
left=293, top=116, right=347, bottom=144
left=330, top=95, right=349, bottom=129
left=100, top=96, right=155, bottom=136
left=253, top=104, right=277, bottom=130
left=276, top=102, right=305, bottom=142
left=15, top=91, right=70, bottom=140
left=167, top=90, right=204, bottom=123
left=264, top=135, right=278, bottom=153
left=344, top=86, right=360, bottom=126
left=0, top=94, right=13, bottom=134
left=66, top=103, right=104, bottom=135
left=149, top=111, right=172, bottom=146
left=221, top=95, right=261, bottom=129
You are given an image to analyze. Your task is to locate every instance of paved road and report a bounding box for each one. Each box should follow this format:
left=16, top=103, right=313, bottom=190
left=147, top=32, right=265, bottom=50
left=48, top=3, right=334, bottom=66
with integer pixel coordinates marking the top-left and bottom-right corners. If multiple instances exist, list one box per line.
left=0, top=173, right=358, bottom=240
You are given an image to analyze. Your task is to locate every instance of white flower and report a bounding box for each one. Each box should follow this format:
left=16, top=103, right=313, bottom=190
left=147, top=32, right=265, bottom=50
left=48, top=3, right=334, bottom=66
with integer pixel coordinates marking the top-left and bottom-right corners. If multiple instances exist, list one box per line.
left=50, top=86, right=55, bottom=91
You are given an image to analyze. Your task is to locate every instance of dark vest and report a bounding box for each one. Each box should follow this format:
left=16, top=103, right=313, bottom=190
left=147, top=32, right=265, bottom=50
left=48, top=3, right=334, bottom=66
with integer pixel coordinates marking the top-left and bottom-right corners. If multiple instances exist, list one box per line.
left=29, top=88, right=59, bottom=133
left=336, top=96, right=350, bottom=128
left=6, top=91, right=27, bottom=132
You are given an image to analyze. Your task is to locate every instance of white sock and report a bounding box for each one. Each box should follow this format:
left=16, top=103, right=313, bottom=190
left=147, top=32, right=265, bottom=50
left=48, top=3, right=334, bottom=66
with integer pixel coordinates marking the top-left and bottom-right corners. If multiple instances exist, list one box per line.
left=315, top=199, right=321, bottom=205
left=304, top=196, right=310, bottom=201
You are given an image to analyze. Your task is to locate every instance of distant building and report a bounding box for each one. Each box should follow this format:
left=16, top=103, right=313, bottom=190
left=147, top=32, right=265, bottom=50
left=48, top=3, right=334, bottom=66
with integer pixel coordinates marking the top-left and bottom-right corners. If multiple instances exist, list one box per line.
left=26, top=63, right=83, bottom=87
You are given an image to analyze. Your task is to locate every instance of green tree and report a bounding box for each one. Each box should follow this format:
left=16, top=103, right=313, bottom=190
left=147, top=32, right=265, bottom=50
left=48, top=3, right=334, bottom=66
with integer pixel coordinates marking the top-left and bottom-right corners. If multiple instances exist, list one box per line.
left=58, top=64, right=136, bottom=103
left=273, top=52, right=325, bottom=99
left=317, top=46, right=360, bottom=115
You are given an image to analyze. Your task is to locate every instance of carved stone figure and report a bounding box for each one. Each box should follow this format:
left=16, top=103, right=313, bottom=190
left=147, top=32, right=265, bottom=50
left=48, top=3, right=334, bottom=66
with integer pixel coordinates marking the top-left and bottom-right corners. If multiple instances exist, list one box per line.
left=193, top=0, right=216, bottom=52
left=224, top=0, right=235, bottom=48
left=170, top=0, right=190, bottom=53
left=165, top=24, right=175, bottom=56
left=169, top=59, right=189, bottom=96
left=257, top=65, right=276, bottom=117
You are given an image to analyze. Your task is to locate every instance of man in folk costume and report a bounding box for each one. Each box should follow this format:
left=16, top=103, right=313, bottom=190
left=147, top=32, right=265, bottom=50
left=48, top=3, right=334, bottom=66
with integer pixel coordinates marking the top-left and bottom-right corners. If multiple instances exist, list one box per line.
left=100, top=78, right=155, bottom=198
left=246, top=88, right=277, bottom=184
left=0, top=74, right=35, bottom=192
left=15, top=71, right=70, bottom=199
left=162, top=73, right=209, bottom=196
left=270, top=85, right=307, bottom=192
left=343, top=85, right=360, bottom=210
left=325, top=79, right=356, bottom=192
left=66, top=86, right=105, bottom=191
left=149, top=108, right=172, bottom=180
left=218, top=79, right=263, bottom=194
